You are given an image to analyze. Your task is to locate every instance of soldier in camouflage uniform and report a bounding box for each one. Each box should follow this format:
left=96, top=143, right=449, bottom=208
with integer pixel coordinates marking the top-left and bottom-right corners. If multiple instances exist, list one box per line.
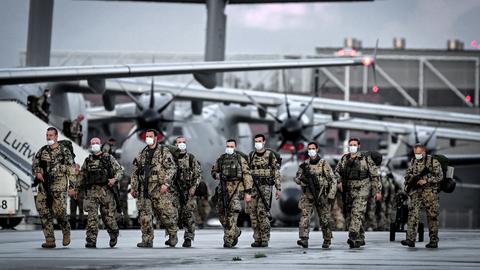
left=171, top=136, right=202, bottom=248
left=295, top=142, right=337, bottom=249
left=32, top=127, right=76, bottom=248
left=76, top=137, right=123, bottom=248
left=101, top=138, right=118, bottom=157
left=68, top=114, right=84, bottom=145
left=130, top=129, right=178, bottom=248
left=401, top=144, right=443, bottom=248
left=195, top=181, right=210, bottom=229
left=335, top=138, right=382, bottom=248
left=117, top=175, right=131, bottom=229
left=101, top=138, right=129, bottom=228
left=377, top=168, right=396, bottom=230
left=69, top=163, right=85, bottom=229
left=211, top=139, right=253, bottom=248
left=247, top=134, right=281, bottom=248
left=34, top=89, right=50, bottom=123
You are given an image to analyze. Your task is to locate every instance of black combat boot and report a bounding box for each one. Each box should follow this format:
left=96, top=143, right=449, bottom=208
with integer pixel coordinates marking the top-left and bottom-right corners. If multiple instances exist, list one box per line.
left=137, top=242, right=153, bottom=248
left=401, top=239, right=415, bottom=247
left=85, top=242, right=96, bottom=248
left=359, top=240, right=366, bottom=246
left=232, top=230, right=242, bottom=247
left=182, top=239, right=192, bottom=248
left=425, top=242, right=438, bottom=248
left=109, top=232, right=119, bottom=248
left=251, top=241, right=262, bottom=248
left=41, top=239, right=56, bottom=249
left=165, top=235, right=178, bottom=247
left=322, top=240, right=331, bottom=249
left=297, top=238, right=308, bottom=248
left=347, top=238, right=355, bottom=248
left=260, top=241, right=268, bottom=248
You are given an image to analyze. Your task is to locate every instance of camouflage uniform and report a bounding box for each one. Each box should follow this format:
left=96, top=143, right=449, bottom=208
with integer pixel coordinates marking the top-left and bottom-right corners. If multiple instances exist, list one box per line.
left=131, top=144, right=178, bottom=247
left=378, top=173, right=396, bottom=230
left=330, top=192, right=345, bottom=230
left=195, top=181, right=211, bottom=228
left=32, top=143, right=75, bottom=246
left=365, top=189, right=378, bottom=230
left=77, top=153, right=123, bottom=246
left=69, top=119, right=83, bottom=145
left=69, top=193, right=85, bottom=229
left=247, top=149, right=281, bottom=246
left=211, top=151, right=253, bottom=247
left=335, top=152, right=381, bottom=246
left=404, top=155, right=443, bottom=244
left=295, top=157, right=337, bottom=246
left=117, top=175, right=131, bottom=228
left=35, top=95, right=50, bottom=123
left=171, top=152, right=202, bottom=244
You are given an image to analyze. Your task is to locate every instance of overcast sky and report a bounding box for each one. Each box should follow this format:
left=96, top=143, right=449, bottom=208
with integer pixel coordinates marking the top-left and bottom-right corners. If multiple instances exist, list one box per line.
left=0, top=0, right=478, bottom=67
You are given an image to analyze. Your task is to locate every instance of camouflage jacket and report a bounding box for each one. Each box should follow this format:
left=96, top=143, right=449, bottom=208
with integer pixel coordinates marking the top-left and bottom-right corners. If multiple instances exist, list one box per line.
left=248, top=149, right=281, bottom=191
left=32, top=143, right=75, bottom=192
left=335, top=152, right=382, bottom=194
left=404, top=155, right=443, bottom=191
left=69, top=120, right=82, bottom=138
left=174, top=152, right=202, bottom=193
left=295, top=157, right=337, bottom=200
left=211, top=152, right=253, bottom=193
left=131, top=143, right=177, bottom=196
left=77, top=152, right=123, bottom=192
left=35, top=95, right=49, bottom=117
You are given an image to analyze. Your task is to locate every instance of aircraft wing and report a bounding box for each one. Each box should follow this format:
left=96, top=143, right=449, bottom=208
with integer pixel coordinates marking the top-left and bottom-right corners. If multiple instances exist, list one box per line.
left=105, top=79, right=480, bottom=126
left=0, top=57, right=370, bottom=85
left=318, top=117, right=480, bottom=142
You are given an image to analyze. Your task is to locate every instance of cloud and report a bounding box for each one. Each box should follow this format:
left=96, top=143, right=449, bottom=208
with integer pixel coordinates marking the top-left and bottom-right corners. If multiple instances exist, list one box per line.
left=228, top=4, right=326, bottom=31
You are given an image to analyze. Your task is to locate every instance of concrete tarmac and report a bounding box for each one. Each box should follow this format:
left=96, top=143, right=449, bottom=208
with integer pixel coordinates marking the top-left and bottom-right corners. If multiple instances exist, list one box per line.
left=0, top=228, right=479, bottom=269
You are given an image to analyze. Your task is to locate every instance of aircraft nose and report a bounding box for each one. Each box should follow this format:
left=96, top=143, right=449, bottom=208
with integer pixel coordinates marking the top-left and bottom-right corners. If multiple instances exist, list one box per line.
left=279, top=187, right=302, bottom=216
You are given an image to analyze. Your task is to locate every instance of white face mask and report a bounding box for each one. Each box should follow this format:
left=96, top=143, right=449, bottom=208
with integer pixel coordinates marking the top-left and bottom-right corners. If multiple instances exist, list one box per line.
left=177, top=143, right=187, bottom=151
left=415, top=154, right=423, bottom=160
left=225, top=147, right=235, bottom=155
left=307, top=149, right=317, bottom=157
left=47, top=139, right=55, bottom=146
left=254, top=142, right=264, bottom=151
left=349, top=146, right=358, bottom=154
left=145, top=137, right=155, bottom=146
left=91, top=144, right=101, bottom=153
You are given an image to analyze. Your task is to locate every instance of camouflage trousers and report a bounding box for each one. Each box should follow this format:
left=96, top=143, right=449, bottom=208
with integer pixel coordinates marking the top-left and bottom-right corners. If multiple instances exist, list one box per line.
left=216, top=189, right=242, bottom=246
left=345, top=179, right=370, bottom=241
left=195, top=197, right=211, bottom=227
left=377, top=199, right=389, bottom=231
left=365, top=194, right=378, bottom=230
left=35, top=189, right=70, bottom=242
left=69, top=194, right=85, bottom=228
left=84, top=187, right=119, bottom=244
left=298, top=193, right=332, bottom=241
left=248, top=185, right=272, bottom=243
left=330, top=193, right=345, bottom=230
left=117, top=177, right=130, bottom=226
left=137, top=192, right=178, bottom=244
left=407, top=188, right=439, bottom=243
left=172, top=194, right=197, bottom=241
